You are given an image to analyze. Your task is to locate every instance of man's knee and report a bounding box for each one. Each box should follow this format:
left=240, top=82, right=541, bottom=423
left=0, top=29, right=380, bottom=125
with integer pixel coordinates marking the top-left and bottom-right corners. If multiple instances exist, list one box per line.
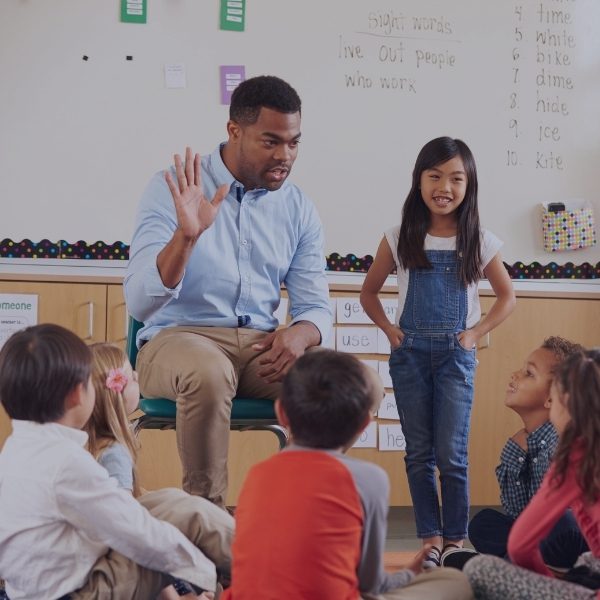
left=139, top=336, right=237, bottom=403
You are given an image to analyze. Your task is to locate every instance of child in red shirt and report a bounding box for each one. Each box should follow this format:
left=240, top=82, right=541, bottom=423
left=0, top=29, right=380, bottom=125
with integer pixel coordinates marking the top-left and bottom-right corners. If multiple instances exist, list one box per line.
left=222, top=350, right=473, bottom=600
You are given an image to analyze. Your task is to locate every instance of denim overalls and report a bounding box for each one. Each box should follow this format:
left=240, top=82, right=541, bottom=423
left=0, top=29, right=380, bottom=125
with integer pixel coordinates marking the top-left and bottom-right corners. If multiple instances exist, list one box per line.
left=389, top=249, right=477, bottom=540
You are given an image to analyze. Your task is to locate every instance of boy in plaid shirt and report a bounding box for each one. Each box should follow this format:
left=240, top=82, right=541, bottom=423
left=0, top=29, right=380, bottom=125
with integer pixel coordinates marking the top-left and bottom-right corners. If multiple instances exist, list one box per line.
left=466, top=337, right=588, bottom=570
left=443, top=336, right=588, bottom=570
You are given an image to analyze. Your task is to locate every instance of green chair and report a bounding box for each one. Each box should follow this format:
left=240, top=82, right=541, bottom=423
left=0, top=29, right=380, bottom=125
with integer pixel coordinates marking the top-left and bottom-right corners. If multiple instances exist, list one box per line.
left=126, top=317, right=288, bottom=449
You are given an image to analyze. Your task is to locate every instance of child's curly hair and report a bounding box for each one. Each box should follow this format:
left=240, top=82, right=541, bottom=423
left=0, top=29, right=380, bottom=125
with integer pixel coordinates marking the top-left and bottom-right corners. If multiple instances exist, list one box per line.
left=541, top=336, right=584, bottom=373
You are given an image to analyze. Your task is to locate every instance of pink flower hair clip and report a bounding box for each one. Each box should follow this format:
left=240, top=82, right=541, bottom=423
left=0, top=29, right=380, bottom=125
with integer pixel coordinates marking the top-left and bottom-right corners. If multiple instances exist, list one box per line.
left=106, top=368, right=128, bottom=393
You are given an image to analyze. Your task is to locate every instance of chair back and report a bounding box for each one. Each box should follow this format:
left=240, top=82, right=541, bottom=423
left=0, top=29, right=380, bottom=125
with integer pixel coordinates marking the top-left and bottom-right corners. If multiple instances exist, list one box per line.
left=126, top=317, right=144, bottom=369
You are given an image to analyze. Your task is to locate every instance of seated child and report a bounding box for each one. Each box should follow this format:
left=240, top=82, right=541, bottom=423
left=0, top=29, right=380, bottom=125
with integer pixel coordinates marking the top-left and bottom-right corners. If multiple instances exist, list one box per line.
left=464, top=348, right=600, bottom=599
left=221, top=350, right=473, bottom=600
left=0, top=324, right=233, bottom=600
left=86, top=342, right=234, bottom=599
left=443, top=337, right=587, bottom=570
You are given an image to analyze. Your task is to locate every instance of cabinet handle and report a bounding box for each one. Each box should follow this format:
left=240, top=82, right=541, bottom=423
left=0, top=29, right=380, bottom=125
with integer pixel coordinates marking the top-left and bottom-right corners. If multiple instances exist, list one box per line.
left=85, top=302, right=94, bottom=340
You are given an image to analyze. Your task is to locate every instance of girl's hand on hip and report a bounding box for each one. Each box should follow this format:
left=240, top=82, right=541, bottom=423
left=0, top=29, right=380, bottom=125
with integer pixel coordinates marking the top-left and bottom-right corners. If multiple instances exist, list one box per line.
left=384, top=324, right=404, bottom=350
left=457, top=329, right=479, bottom=350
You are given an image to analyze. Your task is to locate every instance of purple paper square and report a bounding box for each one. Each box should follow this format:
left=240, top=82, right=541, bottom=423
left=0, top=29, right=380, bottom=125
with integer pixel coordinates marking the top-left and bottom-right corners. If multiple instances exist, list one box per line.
left=220, top=65, right=246, bottom=105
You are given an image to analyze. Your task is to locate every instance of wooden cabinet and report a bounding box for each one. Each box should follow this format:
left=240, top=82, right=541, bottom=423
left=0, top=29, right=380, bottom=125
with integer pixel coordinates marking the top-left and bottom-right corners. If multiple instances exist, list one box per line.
left=468, top=295, right=600, bottom=504
left=0, top=280, right=108, bottom=343
left=1, top=274, right=599, bottom=506
left=343, top=293, right=600, bottom=505
left=0, top=276, right=280, bottom=504
left=0, top=279, right=127, bottom=449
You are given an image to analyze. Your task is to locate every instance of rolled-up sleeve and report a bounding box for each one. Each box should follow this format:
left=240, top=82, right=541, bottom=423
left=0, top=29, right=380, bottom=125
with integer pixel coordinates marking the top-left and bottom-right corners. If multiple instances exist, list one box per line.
left=124, top=172, right=184, bottom=323
left=284, top=202, right=332, bottom=344
left=496, top=438, right=530, bottom=518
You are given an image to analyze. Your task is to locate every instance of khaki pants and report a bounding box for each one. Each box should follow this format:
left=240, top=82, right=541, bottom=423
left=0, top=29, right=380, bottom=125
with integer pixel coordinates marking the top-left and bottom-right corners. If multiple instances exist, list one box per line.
left=71, top=488, right=235, bottom=599
left=363, top=568, right=473, bottom=600
left=136, top=326, right=281, bottom=507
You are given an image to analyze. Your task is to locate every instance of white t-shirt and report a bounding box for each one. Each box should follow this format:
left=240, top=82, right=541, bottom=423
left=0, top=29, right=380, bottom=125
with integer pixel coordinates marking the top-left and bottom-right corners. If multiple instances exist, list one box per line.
left=384, top=226, right=503, bottom=329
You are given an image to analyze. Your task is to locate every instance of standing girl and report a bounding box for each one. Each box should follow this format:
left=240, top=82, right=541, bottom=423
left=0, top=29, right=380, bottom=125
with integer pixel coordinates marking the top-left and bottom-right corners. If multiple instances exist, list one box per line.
left=464, top=349, right=600, bottom=599
left=86, top=343, right=234, bottom=599
left=360, top=137, right=515, bottom=567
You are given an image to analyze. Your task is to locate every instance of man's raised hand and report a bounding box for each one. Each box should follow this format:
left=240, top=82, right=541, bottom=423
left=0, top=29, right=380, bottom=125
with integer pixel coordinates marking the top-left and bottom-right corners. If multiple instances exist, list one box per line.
left=165, top=146, right=228, bottom=241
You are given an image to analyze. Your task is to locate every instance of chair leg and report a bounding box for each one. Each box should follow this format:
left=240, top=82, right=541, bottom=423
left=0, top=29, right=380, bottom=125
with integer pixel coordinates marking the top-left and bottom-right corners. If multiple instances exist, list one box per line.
left=262, top=424, right=289, bottom=450
left=234, top=423, right=289, bottom=450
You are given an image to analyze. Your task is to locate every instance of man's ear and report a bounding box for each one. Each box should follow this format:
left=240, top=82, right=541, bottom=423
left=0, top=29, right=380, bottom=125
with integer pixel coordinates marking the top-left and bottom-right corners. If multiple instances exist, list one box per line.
left=544, top=395, right=552, bottom=409
left=226, top=119, right=241, bottom=141
left=274, top=398, right=289, bottom=429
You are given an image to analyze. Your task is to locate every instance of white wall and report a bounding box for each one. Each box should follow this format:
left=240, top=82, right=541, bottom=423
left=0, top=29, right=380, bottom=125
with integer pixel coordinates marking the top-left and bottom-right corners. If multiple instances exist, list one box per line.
left=1, top=0, right=599, bottom=264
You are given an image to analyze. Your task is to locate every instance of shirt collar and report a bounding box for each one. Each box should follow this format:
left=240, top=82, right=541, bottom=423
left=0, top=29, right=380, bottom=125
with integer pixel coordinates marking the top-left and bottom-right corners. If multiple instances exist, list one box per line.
left=209, top=143, right=237, bottom=190
left=209, top=143, right=271, bottom=201
left=528, top=421, right=557, bottom=448
left=11, top=419, right=89, bottom=447
left=284, top=442, right=344, bottom=457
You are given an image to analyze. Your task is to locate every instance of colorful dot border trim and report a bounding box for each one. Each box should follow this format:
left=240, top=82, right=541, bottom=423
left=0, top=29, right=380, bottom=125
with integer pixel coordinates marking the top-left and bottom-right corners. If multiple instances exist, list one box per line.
left=1, top=240, right=599, bottom=279
left=326, top=253, right=600, bottom=279
left=0, top=239, right=129, bottom=261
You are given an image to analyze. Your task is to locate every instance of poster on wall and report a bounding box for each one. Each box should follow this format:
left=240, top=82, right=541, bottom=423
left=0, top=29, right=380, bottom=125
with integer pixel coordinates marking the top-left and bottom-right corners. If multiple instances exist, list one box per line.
left=0, top=294, right=38, bottom=350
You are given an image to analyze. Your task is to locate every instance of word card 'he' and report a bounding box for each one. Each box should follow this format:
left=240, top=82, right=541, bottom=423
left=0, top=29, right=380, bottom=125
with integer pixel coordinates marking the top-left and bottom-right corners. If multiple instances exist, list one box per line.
left=378, top=424, right=406, bottom=451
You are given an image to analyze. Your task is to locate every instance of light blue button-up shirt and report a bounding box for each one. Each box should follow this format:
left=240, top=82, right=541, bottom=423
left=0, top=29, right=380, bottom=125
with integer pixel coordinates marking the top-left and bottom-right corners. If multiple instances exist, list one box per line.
left=124, top=144, right=332, bottom=346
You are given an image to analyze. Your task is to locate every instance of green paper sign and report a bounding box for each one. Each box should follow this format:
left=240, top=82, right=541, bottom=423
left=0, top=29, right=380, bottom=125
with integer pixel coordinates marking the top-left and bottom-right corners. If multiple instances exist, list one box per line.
left=121, top=0, right=147, bottom=24
left=220, top=0, right=245, bottom=32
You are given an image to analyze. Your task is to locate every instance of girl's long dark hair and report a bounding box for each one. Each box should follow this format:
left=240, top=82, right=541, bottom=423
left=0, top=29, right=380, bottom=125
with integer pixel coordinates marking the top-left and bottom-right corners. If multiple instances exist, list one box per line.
left=397, top=137, right=482, bottom=286
left=551, top=349, right=600, bottom=504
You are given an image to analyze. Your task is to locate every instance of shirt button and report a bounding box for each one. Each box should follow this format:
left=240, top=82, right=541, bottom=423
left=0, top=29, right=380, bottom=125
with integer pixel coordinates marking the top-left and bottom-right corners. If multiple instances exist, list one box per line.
left=518, top=457, right=524, bottom=462
left=516, top=482, right=521, bottom=485
left=533, top=458, right=538, bottom=463
left=541, top=441, right=546, bottom=445
left=242, top=239, right=248, bottom=245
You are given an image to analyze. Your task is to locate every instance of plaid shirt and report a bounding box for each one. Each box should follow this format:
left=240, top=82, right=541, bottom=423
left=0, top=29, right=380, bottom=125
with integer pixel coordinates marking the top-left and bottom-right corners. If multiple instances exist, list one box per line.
left=495, top=421, right=558, bottom=519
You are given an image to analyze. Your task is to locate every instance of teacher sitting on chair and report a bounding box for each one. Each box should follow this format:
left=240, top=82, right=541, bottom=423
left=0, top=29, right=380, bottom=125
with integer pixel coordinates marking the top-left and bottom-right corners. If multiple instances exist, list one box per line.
left=124, top=75, right=332, bottom=508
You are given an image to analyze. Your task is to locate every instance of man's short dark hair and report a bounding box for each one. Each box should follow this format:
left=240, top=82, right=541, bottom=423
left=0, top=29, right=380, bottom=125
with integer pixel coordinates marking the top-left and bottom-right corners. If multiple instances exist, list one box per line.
left=0, top=324, right=92, bottom=423
left=280, top=350, right=376, bottom=449
left=229, top=75, right=301, bottom=125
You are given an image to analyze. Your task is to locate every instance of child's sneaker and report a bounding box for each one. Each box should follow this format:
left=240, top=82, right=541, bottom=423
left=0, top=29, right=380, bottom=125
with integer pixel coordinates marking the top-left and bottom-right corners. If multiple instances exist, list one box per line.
left=440, top=544, right=479, bottom=570
left=422, top=545, right=442, bottom=569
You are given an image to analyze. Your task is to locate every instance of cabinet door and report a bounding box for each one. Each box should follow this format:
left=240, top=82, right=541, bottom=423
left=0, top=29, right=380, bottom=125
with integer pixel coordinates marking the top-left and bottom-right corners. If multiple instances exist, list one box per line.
left=0, top=280, right=108, bottom=449
left=0, top=281, right=107, bottom=343
left=107, top=284, right=127, bottom=351
left=469, top=296, right=600, bottom=504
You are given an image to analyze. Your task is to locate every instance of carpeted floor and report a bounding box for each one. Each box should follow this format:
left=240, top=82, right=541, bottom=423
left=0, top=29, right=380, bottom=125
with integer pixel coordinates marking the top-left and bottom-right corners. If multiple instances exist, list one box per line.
left=384, top=551, right=417, bottom=572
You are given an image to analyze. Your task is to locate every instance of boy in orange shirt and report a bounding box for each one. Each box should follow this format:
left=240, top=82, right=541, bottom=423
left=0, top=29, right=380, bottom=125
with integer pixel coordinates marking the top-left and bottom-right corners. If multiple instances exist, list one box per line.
left=222, top=350, right=472, bottom=600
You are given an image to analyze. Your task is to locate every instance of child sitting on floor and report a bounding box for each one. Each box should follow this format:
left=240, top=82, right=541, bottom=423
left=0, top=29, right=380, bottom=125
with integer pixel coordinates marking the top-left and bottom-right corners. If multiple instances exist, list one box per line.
left=0, top=324, right=232, bottom=600
left=464, top=348, right=600, bottom=599
left=222, top=350, right=473, bottom=600
left=443, top=336, right=587, bottom=570
left=86, top=342, right=235, bottom=598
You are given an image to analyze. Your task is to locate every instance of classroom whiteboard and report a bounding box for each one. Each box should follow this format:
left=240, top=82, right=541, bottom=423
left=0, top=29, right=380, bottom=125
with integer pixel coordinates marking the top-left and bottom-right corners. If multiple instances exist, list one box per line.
left=1, top=0, right=599, bottom=265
